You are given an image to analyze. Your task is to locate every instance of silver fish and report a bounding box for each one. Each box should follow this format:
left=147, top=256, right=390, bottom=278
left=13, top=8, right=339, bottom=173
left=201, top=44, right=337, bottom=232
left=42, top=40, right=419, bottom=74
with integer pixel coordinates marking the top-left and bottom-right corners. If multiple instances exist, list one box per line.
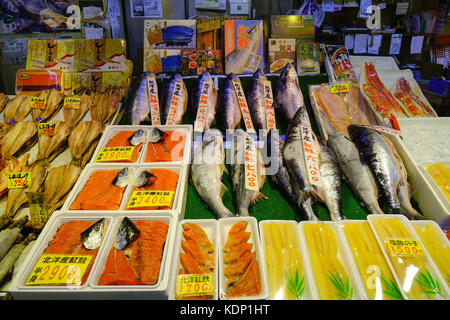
left=135, top=170, right=154, bottom=188
left=127, top=73, right=150, bottom=125
left=225, top=24, right=262, bottom=74
left=192, top=72, right=218, bottom=132
left=191, top=129, right=233, bottom=218
left=112, top=168, right=130, bottom=188
left=148, top=127, right=168, bottom=143
left=115, top=217, right=140, bottom=250
left=231, top=129, right=266, bottom=216
left=128, top=129, right=146, bottom=146
left=246, top=69, right=267, bottom=132
left=219, top=73, right=242, bottom=131
left=81, top=218, right=106, bottom=250
left=275, top=63, right=305, bottom=124
left=161, top=73, right=187, bottom=125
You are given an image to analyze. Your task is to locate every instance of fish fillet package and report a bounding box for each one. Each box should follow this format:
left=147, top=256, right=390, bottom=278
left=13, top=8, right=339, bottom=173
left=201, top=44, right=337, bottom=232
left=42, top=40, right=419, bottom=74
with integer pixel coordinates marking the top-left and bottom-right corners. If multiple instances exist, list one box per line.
left=26, top=39, right=76, bottom=72
left=144, top=20, right=196, bottom=50
left=74, top=39, right=127, bottom=73
left=224, top=20, right=265, bottom=75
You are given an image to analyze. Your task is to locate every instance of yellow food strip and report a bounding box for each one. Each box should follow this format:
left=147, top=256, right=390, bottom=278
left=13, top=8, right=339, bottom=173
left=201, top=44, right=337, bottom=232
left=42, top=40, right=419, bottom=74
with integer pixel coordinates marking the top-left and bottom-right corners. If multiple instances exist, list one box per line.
left=413, top=223, right=450, bottom=286
left=303, top=223, right=354, bottom=300
left=342, top=222, right=403, bottom=300
left=370, top=217, right=448, bottom=300
left=262, top=223, right=304, bottom=300
left=426, top=163, right=450, bottom=202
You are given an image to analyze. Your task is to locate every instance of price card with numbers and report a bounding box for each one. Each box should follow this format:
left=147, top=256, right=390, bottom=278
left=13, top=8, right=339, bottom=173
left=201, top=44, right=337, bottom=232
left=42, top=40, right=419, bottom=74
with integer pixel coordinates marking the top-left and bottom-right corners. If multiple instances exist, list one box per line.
left=63, top=97, right=81, bottom=109
left=177, top=273, right=214, bottom=296
left=7, top=172, right=31, bottom=189
left=126, top=190, right=174, bottom=209
left=300, top=125, right=321, bottom=187
left=94, top=146, right=135, bottom=162
left=147, top=75, right=161, bottom=125
left=232, top=80, right=256, bottom=134
left=30, top=96, right=47, bottom=109
left=330, top=82, right=350, bottom=94
left=263, top=80, right=276, bottom=131
left=194, top=81, right=212, bottom=132
left=38, top=122, right=57, bottom=136
left=166, top=82, right=184, bottom=126
left=244, top=135, right=259, bottom=191
left=386, top=239, right=425, bottom=256
left=25, top=254, right=93, bottom=286
left=26, top=192, right=48, bottom=229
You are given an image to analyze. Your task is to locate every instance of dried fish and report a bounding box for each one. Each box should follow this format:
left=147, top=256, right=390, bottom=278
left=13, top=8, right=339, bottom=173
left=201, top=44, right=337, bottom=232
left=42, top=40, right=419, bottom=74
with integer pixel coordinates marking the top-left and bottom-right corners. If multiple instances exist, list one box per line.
left=3, top=94, right=30, bottom=125
left=68, top=121, right=105, bottom=167
left=63, top=89, right=94, bottom=126
left=35, top=121, right=73, bottom=165
left=91, top=87, right=121, bottom=124
left=32, top=89, right=64, bottom=123
left=0, top=121, right=38, bottom=160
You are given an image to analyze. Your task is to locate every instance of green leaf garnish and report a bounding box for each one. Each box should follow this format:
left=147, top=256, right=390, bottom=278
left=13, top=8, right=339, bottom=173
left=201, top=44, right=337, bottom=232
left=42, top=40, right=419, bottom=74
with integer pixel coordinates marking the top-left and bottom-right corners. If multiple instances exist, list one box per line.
left=380, top=277, right=404, bottom=300
left=285, top=268, right=305, bottom=299
left=414, top=269, right=444, bottom=298
left=327, top=270, right=353, bottom=300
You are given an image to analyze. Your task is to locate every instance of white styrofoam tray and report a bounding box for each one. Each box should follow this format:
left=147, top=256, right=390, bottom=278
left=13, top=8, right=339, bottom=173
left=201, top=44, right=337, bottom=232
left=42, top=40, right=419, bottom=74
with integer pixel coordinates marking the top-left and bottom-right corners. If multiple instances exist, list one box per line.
left=349, top=55, right=399, bottom=82
left=218, top=217, right=269, bottom=300
left=259, top=220, right=318, bottom=300
left=90, top=124, right=193, bottom=166
left=298, top=221, right=366, bottom=300
left=168, top=219, right=219, bottom=300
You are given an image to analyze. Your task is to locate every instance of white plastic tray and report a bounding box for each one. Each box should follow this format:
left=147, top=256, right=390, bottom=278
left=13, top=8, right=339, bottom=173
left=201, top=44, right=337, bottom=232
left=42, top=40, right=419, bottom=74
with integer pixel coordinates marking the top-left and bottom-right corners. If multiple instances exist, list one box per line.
left=218, top=217, right=269, bottom=300
left=168, top=219, right=219, bottom=300
left=349, top=55, right=399, bottom=82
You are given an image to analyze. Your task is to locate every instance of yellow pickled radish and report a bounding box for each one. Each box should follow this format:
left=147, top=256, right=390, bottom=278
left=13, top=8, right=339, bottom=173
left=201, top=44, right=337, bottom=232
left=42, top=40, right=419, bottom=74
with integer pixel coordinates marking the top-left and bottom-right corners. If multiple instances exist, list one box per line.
left=426, top=163, right=450, bottom=201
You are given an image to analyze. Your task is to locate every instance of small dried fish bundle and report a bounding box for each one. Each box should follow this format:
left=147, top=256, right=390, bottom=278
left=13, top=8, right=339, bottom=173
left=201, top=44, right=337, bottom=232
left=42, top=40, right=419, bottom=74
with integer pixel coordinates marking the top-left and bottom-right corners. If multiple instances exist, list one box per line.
left=35, top=121, right=73, bottom=165
left=68, top=121, right=105, bottom=167
left=91, top=87, right=121, bottom=124
left=31, top=89, right=64, bottom=123
left=63, top=89, right=93, bottom=126
left=0, top=92, right=9, bottom=113
left=3, top=94, right=30, bottom=125
left=0, top=121, right=38, bottom=160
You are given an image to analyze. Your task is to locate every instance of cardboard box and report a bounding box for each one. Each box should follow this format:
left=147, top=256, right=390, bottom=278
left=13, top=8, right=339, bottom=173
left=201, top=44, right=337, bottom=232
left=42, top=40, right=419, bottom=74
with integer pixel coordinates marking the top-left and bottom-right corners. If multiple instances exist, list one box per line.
left=143, top=48, right=181, bottom=74
left=74, top=39, right=127, bottom=73
left=144, top=20, right=196, bottom=50
left=270, top=15, right=315, bottom=42
left=268, top=38, right=296, bottom=74
left=26, top=39, right=76, bottom=72
left=180, top=49, right=223, bottom=76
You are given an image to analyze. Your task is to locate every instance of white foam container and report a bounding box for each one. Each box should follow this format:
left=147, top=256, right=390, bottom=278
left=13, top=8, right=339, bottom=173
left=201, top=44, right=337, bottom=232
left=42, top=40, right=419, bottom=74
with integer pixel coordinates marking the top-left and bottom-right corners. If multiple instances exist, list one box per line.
left=167, top=219, right=219, bottom=300
left=367, top=214, right=450, bottom=300
left=298, top=221, right=366, bottom=300
left=218, top=217, right=269, bottom=300
left=61, top=163, right=189, bottom=220
left=259, top=220, right=318, bottom=300
left=388, top=118, right=450, bottom=223
left=349, top=55, right=399, bottom=82
left=90, top=124, right=192, bottom=166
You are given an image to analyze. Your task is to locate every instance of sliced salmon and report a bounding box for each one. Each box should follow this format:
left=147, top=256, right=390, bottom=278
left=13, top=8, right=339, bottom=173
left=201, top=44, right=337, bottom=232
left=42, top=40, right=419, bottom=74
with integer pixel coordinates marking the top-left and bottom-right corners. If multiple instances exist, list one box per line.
left=183, top=223, right=214, bottom=253
left=223, top=231, right=251, bottom=253
left=223, top=242, right=252, bottom=264
left=180, top=252, right=203, bottom=274
left=98, top=248, right=138, bottom=285
left=226, top=259, right=261, bottom=298
left=105, top=131, right=143, bottom=163
left=223, top=251, right=255, bottom=278
left=181, top=240, right=215, bottom=271
left=145, top=130, right=185, bottom=162
left=315, top=90, right=351, bottom=136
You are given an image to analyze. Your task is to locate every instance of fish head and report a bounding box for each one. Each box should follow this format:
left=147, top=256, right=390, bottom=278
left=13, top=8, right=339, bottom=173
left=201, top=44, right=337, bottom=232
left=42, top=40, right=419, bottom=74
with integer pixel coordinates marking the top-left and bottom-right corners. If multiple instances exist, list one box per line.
left=128, top=129, right=146, bottom=146
left=114, top=217, right=140, bottom=250
left=135, top=170, right=155, bottom=187
left=228, top=73, right=240, bottom=82
left=148, top=127, right=168, bottom=143
left=347, top=124, right=371, bottom=142
left=170, top=73, right=183, bottom=83
left=81, top=218, right=106, bottom=250
left=199, top=71, right=212, bottom=83
left=252, top=69, right=267, bottom=84
left=113, top=168, right=130, bottom=188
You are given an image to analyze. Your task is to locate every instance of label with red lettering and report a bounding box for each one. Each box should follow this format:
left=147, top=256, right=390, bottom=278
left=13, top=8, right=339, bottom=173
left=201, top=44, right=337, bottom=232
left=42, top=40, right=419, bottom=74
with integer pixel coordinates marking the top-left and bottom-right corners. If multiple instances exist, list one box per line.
left=263, top=80, right=276, bottom=131
left=232, top=80, right=256, bottom=134
left=147, top=75, right=160, bottom=125
left=300, top=125, right=321, bottom=187
left=244, top=135, right=259, bottom=191
left=194, top=80, right=212, bottom=132
left=364, top=125, right=402, bottom=136
left=166, top=82, right=184, bottom=126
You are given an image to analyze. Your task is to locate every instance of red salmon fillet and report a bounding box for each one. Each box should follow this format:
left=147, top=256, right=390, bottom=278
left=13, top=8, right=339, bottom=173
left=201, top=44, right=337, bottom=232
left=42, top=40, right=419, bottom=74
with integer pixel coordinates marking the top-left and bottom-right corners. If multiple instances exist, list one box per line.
left=145, top=130, right=185, bottom=162
left=105, top=131, right=143, bottom=163
left=226, top=259, right=261, bottom=298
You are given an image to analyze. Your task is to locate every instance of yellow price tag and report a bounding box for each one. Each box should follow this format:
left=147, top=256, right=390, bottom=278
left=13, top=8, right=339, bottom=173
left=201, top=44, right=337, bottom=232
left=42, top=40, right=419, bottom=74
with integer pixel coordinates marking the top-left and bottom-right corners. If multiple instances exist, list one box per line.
left=330, top=83, right=350, bottom=94
left=95, top=146, right=135, bottom=162
left=25, top=254, right=93, bottom=286
left=30, top=96, right=47, bottom=109
left=26, top=192, right=48, bottom=230
left=63, top=97, right=81, bottom=109
left=387, top=239, right=425, bottom=256
left=7, top=172, right=31, bottom=189
left=177, top=273, right=214, bottom=296
left=126, top=190, right=174, bottom=209
left=38, top=122, right=57, bottom=136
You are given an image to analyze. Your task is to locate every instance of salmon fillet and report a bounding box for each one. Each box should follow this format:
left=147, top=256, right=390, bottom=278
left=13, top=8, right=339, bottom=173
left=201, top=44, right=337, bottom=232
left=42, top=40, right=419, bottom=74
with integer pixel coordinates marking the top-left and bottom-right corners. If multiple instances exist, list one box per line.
left=105, top=131, right=143, bottom=163
left=226, top=259, right=261, bottom=298
left=183, top=224, right=214, bottom=254
left=315, top=90, right=351, bottom=136
left=223, top=242, right=252, bottom=264
left=98, top=248, right=138, bottom=285
left=145, top=130, right=185, bottom=162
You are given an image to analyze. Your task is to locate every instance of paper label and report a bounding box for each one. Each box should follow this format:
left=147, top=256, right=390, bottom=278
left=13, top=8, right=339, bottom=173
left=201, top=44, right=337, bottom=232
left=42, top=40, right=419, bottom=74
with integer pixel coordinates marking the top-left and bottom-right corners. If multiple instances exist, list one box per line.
left=63, top=97, right=81, bottom=109
left=147, top=75, right=160, bottom=125
left=7, top=172, right=31, bottom=189
left=94, top=147, right=135, bottom=162
left=389, top=34, right=402, bottom=55
left=244, top=135, right=259, bottom=191
left=410, top=36, right=424, bottom=55
left=345, top=34, right=355, bottom=50
left=386, top=239, right=425, bottom=256
left=330, top=83, right=350, bottom=94
left=194, top=81, right=212, bottom=132
left=38, top=122, right=57, bottom=136
left=368, top=35, right=383, bottom=55
left=25, top=254, right=93, bottom=286
left=177, top=273, right=214, bottom=296
left=166, top=81, right=184, bottom=126
left=300, top=125, right=321, bottom=187
left=353, top=34, right=369, bottom=54
left=263, top=80, right=276, bottom=131
left=30, top=96, right=47, bottom=109
left=26, top=192, right=48, bottom=229
left=126, top=190, right=174, bottom=209
left=232, top=80, right=255, bottom=134
left=365, top=125, right=402, bottom=136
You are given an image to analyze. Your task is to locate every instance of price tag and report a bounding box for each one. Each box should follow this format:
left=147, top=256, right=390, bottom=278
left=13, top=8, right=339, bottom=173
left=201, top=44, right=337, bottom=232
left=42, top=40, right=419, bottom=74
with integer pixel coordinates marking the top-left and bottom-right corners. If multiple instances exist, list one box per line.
left=194, top=81, right=212, bottom=133
left=365, top=125, right=402, bottom=136
left=300, top=125, right=321, bottom=187
left=386, top=239, right=425, bottom=256
left=63, top=97, right=81, bottom=109
left=38, top=122, right=57, bottom=136
left=232, top=80, right=256, bottom=134
left=25, top=254, right=93, bottom=286
left=177, top=273, right=214, bottom=296
left=7, top=172, right=31, bottom=189
left=30, top=96, right=47, bottom=109
left=147, top=75, right=161, bottom=125
left=26, top=192, right=48, bottom=229
left=243, top=135, right=259, bottom=191
left=166, top=82, right=184, bottom=126
left=330, top=83, right=350, bottom=94
left=126, top=190, right=174, bottom=209
left=263, top=80, right=276, bottom=131
left=94, top=146, right=135, bottom=162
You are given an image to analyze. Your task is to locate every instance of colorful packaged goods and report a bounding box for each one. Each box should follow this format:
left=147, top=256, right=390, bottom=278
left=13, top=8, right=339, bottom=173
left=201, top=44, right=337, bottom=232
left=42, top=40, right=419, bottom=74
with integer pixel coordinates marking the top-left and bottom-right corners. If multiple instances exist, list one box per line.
left=180, top=49, right=223, bottom=76
left=144, top=20, right=196, bottom=50
left=297, top=43, right=320, bottom=76
left=74, top=39, right=127, bottom=73
left=270, top=15, right=315, bottom=42
left=268, top=39, right=296, bottom=74
left=325, top=45, right=356, bottom=82
left=26, top=39, right=76, bottom=72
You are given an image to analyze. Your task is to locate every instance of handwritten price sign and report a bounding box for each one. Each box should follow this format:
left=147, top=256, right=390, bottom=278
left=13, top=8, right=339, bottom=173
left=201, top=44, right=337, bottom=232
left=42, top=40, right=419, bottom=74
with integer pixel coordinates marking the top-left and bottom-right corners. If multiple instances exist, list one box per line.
left=166, top=82, right=184, bottom=126
left=177, top=274, right=214, bottom=296
left=38, top=122, right=57, bottom=136
left=300, top=125, right=321, bottom=187
left=30, top=96, right=47, bottom=109
left=244, top=135, right=259, bottom=191
left=95, top=147, right=135, bottom=162
left=7, top=172, right=31, bottom=189
left=194, top=81, right=212, bottom=133
left=147, top=75, right=161, bottom=125
left=126, top=190, right=174, bottom=209
left=330, top=83, right=350, bottom=94
left=232, top=80, right=256, bottom=134
left=25, top=254, right=92, bottom=286
left=26, top=192, right=48, bottom=230
left=387, top=239, right=425, bottom=256
left=63, top=97, right=81, bottom=110
left=263, top=80, right=276, bottom=131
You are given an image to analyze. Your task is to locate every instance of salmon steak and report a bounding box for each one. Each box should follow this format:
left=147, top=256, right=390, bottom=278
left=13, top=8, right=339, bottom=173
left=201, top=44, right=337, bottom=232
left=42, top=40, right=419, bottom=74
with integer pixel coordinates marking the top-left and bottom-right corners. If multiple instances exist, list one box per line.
left=145, top=130, right=185, bottom=162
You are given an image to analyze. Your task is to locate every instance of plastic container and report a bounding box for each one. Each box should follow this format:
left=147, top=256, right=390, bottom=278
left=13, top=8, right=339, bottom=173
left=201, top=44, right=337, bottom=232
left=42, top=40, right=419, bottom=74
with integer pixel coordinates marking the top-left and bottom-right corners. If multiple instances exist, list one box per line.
left=168, top=219, right=219, bottom=300
left=419, top=161, right=450, bottom=210
left=259, top=220, right=318, bottom=300
left=367, top=214, right=450, bottom=300
left=218, top=217, right=269, bottom=300
left=298, top=221, right=366, bottom=300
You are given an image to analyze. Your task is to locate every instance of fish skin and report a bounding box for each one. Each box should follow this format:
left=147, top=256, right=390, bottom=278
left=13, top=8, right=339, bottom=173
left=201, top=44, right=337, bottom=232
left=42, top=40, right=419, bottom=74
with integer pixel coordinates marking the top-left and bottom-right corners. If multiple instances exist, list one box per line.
left=126, top=73, right=150, bottom=125
left=230, top=129, right=266, bottom=217
left=191, top=72, right=217, bottom=131
left=219, top=73, right=242, bottom=131
left=275, top=63, right=304, bottom=124
left=115, top=217, right=140, bottom=250
left=348, top=125, right=407, bottom=216
left=81, top=218, right=106, bottom=250
left=161, top=73, right=187, bottom=125
left=246, top=69, right=267, bottom=132
left=191, top=129, right=233, bottom=218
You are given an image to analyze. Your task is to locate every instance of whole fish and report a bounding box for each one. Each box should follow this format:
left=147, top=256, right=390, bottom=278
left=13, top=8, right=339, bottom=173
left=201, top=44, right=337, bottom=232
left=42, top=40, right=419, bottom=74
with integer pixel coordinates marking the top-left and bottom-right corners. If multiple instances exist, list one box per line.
left=225, top=24, right=262, bottom=74
left=63, top=89, right=93, bottom=127
left=191, top=129, right=233, bottom=218
left=348, top=125, right=422, bottom=218
left=32, top=89, right=64, bottom=123
left=219, top=73, right=241, bottom=131
left=0, top=217, right=28, bottom=259
left=3, top=94, right=30, bottom=125
left=0, top=121, right=38, bottom=160
left=246, top=69, right=267, bottom=132
left=126, top=73, right=151, bottom=125
left=275, top=63, right=305, bottom=124
left=230, top=129, right=266, bottom=216
left=36, top=120, right=73, bottom=165
left=0, top=234, right=35, bottom=285
left=191, top=72, right=217, bottom=132
left=161, top=74, right=187, bottom=125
